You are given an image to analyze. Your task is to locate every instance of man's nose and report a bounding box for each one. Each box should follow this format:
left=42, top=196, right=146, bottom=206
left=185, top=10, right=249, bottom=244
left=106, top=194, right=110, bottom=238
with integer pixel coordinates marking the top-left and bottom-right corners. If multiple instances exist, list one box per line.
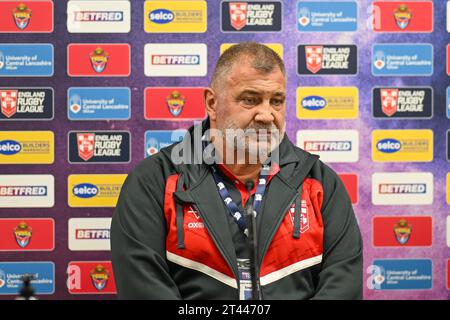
left=254, top=100, right=275, bottom=123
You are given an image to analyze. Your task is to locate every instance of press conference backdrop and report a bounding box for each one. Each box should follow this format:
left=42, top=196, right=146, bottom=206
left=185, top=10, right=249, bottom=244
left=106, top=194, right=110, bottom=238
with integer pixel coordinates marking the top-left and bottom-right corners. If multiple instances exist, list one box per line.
left=0, top=0, right=449, bottom=300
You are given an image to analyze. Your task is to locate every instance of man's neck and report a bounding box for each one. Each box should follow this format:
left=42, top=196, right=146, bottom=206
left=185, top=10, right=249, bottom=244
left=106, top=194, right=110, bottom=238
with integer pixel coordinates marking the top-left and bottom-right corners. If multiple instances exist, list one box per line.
left=222, top=162, right=262, bottom=184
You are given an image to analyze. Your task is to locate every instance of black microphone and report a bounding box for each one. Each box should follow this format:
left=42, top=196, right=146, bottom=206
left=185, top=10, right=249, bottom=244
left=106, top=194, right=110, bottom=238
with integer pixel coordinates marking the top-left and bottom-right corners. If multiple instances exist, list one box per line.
left=245, top=180, right=262, bottom=300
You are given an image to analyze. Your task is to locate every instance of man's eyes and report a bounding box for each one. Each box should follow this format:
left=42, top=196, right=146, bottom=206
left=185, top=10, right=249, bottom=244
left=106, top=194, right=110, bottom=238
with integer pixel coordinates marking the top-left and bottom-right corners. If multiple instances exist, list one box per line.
left=242, top=97, right=259, bottom=105
left=271, top=98, right=285, bottom=106
left=240, top=97, right=285, bottom=106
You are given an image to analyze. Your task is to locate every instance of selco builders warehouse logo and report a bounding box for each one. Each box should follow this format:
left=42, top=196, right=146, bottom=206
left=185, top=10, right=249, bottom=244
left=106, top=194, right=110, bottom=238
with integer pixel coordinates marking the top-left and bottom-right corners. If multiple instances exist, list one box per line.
left=68, top=131, right=130, bottom=164
left=0, top=218, right=55, bottom=251
left=68, top=174, right=127, bottom=207
left=0, top=262, right=54, bottom=295
left=67, top=0, right=130, bottom=33
left=297, top=45, right=357, bottom=75
left=145, top=0, right=207, bottom=33
left=0, top=44, right=53, bottom=77
left=68, top=87, right=130, bottom=121
left=372, top=43, right=433, bottom=76
left=368, top=259, right=432, bottom=290
left=373, top=216, right=432, bottom=247
left=145, top=130, right=187, bottom=158
left=297, top=87, right=358, bottom=119
left=144, top=43, right=207, bottom=77
left=0, top=131, right=54, bottom=164
left=68, top=218, right=111, bottom=251
left=296, top=130, right=359, bottom=163
left=0, top=88, right=53, bottom=120
left=67, top=43, right=131, bottom=77
left=221, top=1, right=282, bottom=32
left=372, top=129, right=433, bottom=162
left=372, top=172, right=433, bottom=205
left=297, top=1, right=357, bottom=32
left=67, top=261, right=116, bottom=294
left=0, top=175, right=54, bottom=208
left=0, top=1, right=54, bottom=33
left=372, top=87, right=433, bottom=119
left=371, top=1, right=433, bottom=33
left=144, top=87, right=207, bottom=120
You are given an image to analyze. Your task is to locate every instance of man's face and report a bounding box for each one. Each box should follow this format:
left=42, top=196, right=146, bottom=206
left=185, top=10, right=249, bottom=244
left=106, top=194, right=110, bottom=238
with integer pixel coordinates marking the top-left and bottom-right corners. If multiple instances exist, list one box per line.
left=207, top=59, right=287, bottom=161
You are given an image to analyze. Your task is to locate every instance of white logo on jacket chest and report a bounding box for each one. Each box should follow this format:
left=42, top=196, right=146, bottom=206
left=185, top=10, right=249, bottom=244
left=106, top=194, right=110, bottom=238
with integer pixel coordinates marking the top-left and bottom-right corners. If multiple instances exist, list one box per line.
left=186, top=205, right=204, bottom=229
left=288, top=200, right=310, bottom=233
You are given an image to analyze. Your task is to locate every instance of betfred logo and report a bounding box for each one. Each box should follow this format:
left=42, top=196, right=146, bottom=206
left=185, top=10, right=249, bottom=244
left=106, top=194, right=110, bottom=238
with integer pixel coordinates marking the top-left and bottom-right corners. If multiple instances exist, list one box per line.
left=372, top=172, right=433, bottom=205
left=0, top=1, right=53, bottom=33
left=145, top=87, right=207, bottom=120
left=373, top=87, right=433, bottom=119
left=67, top=261, right=116, bottom=294
left=68, top=131, right=131, bottom=163
left=298, top=45, right=357, bottom=75
left=373, top=216, right=432, bottom=247
left=371, top=1, right=433, bottom=33
left=67, top=1, right=130, bottom=33
left=339, top=174, right=358, bottom=204
left=0, top=218, right=54, bottom=251
left=144, top=43, right=207, bottom=77
left=69, top=218, right=111, bottom=251
left=297, top=130, right=359, bottom=163
left=67, top=44, right=130, bottom=77
left=0, top=174, right=54, bottom=208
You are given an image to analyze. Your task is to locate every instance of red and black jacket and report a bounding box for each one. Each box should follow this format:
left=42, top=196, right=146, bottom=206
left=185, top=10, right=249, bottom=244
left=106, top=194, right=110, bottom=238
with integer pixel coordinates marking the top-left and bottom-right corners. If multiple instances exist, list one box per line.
left=111, top=120, right=363, bottom=299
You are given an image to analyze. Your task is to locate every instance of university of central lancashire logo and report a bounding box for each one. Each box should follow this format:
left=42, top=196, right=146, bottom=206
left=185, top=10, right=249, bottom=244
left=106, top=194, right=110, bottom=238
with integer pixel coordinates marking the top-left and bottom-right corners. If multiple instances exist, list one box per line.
left=14, top=221, right=32, bottom=248
left=77, top=133, right=95, bottom=161
left=229, top=2, right=248, bottom=30
left=393, top=219, right=412, bottom=245
left=380, top=89, right=399, bottom=117
left=13, top=3, right=32, bottom=30
left=166, top=91, right=185, bottom=117
left=393, top=4, right=412, bottom=30
left=305, top=46, right=323, bottom=74
left=90, top=264, right=110, bottom=291
left=0, top=90, right=18, bottom=118
left=89, top=48, right=109, bottom=73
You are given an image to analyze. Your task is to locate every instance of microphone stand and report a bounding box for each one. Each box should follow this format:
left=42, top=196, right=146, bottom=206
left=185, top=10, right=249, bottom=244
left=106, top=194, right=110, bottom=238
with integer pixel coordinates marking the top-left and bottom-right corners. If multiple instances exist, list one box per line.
left=245, top=180, right=262, bottom=300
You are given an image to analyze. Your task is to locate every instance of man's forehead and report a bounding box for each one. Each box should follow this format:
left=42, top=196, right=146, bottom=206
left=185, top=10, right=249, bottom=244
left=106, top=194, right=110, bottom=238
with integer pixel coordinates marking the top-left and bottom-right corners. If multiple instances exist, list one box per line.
left=226, top=64, right=285, bottom=90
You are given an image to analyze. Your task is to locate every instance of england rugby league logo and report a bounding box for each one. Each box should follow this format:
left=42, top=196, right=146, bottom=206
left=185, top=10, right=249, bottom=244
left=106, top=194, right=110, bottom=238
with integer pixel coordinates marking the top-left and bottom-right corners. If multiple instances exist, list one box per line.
left=0, top=90, right=18, bottom=118
left=77, top=133, right=95, bottom=161
left=380, top=88, right=399, bottom=117
left=305, top=46, right=323, bottom=74
left=229, top=2, right=248, bottom=30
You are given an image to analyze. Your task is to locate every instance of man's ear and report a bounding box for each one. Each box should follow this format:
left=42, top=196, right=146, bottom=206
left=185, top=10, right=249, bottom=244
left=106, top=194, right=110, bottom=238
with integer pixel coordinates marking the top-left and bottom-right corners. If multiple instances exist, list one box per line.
left=204, top=87, right=217, bottom=121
